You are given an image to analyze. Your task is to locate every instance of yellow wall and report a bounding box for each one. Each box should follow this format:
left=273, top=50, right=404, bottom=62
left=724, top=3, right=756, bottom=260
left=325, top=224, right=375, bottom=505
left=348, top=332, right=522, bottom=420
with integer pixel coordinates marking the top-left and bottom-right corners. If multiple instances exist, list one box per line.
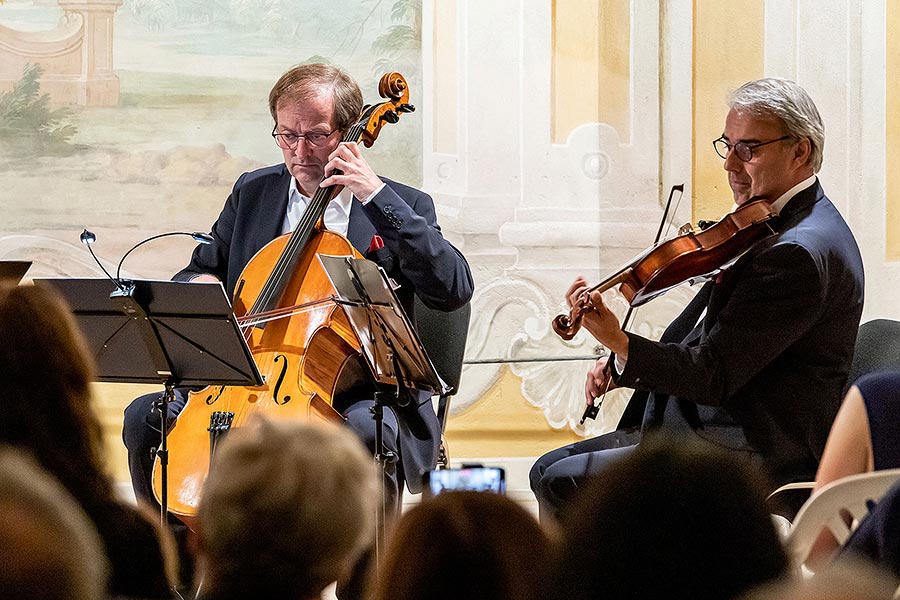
left=888, top=0, right=900, bottom=260
left=552, top=0, right=630, bottom=144
left=446, top=370, right=582, bottom=460
left=692, top=0, right=765, bottom=221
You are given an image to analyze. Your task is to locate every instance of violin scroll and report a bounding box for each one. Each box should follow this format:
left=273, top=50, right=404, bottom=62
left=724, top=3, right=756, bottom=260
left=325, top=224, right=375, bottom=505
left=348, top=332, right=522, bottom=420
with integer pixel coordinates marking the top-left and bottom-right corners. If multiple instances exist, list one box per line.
left=551, top=310, right=582, bottom=341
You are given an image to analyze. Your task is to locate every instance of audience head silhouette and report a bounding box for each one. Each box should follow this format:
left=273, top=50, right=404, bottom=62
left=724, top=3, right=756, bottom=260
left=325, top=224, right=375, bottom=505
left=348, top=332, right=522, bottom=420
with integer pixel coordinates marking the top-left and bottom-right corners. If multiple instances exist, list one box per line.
left=0, top=282, right=100, bottom=483
left=371, top=490, right=553, bottom=600
left=196, top=416, right=378, bottom=600
left=554, top=435, right=789, bottom=600
left=0, top=282, right=174, bottom=598
left=0, top=445, right=109, bottom=600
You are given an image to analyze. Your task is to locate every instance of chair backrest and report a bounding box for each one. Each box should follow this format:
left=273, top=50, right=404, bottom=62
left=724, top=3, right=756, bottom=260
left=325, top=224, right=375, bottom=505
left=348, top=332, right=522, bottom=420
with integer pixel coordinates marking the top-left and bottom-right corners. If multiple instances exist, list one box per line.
left=769, top=319, right=900, bottom=523
left=413, top=297, right=471, bottom=396
left=787, top=468, right=900, bottom=570
left=843, top=319, right=900, bottom=396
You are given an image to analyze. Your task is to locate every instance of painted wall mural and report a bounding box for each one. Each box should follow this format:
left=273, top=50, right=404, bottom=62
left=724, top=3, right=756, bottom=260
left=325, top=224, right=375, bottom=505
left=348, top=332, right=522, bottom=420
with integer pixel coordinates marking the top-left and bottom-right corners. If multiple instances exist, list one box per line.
left=0, top=0, right=424, bottom=284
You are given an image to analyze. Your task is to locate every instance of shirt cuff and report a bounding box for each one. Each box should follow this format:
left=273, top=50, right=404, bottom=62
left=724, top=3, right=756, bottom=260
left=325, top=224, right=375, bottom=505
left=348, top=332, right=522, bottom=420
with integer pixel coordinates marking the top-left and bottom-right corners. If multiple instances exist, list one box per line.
left=359, top=182, right=386, bottom=205
left=613, top=354, right=627, bottom=375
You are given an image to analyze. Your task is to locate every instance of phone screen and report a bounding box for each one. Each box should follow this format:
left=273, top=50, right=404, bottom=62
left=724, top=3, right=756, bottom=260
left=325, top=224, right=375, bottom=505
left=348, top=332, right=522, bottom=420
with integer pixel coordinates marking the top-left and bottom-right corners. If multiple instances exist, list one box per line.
left=423, top=466, right=506, bottom=498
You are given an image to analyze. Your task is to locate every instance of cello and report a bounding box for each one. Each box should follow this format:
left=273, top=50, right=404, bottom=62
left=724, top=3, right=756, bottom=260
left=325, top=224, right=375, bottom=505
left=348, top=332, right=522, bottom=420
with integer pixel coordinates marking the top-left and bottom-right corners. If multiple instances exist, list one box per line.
left=152, top=73, right=415, bottom=524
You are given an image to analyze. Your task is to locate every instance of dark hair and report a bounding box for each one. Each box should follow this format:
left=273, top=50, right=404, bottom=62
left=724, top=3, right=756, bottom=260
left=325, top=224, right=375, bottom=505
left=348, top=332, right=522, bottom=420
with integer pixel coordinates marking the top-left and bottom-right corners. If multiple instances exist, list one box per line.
left=553, top=435, right=789, bottom=600
left=0, top=283, right=113, bottom=509
left=0, top=283, right=174, bottom=599
left=371, top=491, right=554, bottom=600
left=268, top=63, right=363, bottom=133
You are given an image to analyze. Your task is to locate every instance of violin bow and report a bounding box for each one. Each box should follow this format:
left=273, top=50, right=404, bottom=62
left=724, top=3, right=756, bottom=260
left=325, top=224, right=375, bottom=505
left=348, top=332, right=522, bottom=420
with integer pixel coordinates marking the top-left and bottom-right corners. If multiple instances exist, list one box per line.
left=580, top=184, right=684, bottom=423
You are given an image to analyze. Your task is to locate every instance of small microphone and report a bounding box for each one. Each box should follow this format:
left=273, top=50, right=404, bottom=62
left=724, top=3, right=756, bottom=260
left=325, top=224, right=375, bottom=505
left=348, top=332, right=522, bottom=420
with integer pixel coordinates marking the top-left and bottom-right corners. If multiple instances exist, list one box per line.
left=115, top=231, right=214, bottom=281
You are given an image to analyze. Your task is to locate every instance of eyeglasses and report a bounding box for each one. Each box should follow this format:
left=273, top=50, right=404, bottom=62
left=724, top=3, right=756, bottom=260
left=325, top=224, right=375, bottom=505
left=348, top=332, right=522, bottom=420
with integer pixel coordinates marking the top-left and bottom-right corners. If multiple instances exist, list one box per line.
left=712, top=135, right=792, bottom=162
left=271, top=126, right=339, bottom=150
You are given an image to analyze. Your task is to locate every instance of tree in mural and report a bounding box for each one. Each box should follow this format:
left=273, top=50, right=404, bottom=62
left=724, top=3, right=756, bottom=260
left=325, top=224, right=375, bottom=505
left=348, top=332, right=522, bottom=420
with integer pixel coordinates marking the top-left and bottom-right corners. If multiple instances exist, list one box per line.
left=0, top=64, right=77, bottom=155
left=371, top=0, right=421, bottom=79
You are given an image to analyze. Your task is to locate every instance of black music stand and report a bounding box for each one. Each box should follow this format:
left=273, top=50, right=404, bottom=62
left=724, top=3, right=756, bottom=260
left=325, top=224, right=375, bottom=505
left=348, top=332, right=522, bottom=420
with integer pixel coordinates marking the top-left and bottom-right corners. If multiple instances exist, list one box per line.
left=0, top=260, right=31, bottom=283
left=318, top=254, right=446, bottom=563
left=33, top=278, right=262, bottom=525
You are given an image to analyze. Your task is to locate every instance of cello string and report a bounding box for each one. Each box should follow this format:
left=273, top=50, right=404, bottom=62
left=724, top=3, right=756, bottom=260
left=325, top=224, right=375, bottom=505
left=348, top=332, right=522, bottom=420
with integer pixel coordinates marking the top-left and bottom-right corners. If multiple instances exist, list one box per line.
left=250, top=122, right=365, bottom=316
left=251, top=123, right=360, bottom=314
left=234, top=124, right=368, bottom=428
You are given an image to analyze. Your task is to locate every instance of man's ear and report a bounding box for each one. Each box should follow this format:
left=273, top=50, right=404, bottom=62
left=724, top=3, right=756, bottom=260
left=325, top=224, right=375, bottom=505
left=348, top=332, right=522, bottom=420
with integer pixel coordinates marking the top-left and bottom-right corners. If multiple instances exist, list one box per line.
left=793, top=137, right=813, bottom=168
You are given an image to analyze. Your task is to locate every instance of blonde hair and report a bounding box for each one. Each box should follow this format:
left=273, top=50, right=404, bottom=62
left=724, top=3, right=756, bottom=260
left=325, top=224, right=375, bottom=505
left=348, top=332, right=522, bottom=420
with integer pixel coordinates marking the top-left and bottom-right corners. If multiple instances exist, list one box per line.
left=198, top=416, right=378, bottom=599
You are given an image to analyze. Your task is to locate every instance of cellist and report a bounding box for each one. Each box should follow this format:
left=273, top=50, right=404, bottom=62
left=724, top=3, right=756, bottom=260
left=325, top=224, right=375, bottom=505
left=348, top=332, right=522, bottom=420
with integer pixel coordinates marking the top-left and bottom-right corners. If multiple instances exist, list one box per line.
left=122, top=63, right=474, bottom=595
left=531, top=78, right=864, bottom=522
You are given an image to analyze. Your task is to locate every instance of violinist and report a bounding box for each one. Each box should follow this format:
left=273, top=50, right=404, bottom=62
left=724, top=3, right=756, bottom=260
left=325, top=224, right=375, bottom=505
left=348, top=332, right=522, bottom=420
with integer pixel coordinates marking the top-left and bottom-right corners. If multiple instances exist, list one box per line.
left=531, top=78, right=864, bottom=521
left=122, top=63, right=474, bottom=595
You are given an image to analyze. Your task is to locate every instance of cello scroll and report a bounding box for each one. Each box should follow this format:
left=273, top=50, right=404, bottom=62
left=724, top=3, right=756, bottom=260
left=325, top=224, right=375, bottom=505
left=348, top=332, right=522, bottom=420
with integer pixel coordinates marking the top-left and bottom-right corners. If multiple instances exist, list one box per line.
left=357, top=72, right=416, bottom=148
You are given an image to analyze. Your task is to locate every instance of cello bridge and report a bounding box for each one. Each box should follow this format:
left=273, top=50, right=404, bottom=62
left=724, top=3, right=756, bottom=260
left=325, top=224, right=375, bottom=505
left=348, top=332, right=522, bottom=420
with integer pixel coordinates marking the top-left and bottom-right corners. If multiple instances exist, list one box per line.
left=208, top=411, right=235, bottom=465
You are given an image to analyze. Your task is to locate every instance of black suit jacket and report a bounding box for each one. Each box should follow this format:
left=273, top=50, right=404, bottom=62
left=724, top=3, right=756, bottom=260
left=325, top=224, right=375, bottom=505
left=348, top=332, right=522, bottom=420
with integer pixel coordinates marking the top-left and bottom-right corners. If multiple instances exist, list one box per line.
left=175, top=164, right=474, bottom=492
left=615, top=180, right=864, bottom=487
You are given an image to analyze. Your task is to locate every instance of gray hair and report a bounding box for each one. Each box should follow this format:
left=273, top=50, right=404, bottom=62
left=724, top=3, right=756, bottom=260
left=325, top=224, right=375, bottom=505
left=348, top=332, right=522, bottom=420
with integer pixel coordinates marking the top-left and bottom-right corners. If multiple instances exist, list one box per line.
left=198, top=416, right=378, bottom=599
left=728, top=78, right=825, bottom=172
left=0, top=446, right=109, bottom=600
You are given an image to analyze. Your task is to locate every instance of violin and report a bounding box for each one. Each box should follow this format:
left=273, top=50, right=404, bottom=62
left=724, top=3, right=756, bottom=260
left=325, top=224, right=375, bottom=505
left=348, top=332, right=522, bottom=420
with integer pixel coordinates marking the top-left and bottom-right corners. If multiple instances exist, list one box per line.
left=552, top=198, right=779, bottom=341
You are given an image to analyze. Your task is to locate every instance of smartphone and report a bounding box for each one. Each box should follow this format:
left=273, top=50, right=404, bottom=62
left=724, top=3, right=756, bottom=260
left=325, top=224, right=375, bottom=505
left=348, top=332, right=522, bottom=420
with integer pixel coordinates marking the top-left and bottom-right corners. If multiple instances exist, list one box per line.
left=422, top=465, right=506, bottom=498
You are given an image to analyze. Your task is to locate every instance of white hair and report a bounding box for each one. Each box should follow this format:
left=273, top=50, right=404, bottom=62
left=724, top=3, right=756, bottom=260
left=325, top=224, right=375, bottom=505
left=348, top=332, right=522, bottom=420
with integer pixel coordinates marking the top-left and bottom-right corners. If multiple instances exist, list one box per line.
left=729, top=78, right=825, bottom=172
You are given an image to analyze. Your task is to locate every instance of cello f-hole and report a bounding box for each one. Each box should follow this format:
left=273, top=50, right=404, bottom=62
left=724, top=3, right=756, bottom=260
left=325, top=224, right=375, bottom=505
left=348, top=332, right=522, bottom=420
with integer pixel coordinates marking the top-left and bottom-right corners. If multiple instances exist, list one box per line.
left=205, top=386, right=226, bottom=406
left=272, top=354, right=292, bottom=405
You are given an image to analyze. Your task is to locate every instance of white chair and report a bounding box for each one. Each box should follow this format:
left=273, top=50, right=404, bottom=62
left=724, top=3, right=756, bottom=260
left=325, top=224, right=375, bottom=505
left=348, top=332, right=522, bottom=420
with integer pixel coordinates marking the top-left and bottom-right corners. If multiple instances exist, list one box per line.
left=786, top=468, right=900, bottom=571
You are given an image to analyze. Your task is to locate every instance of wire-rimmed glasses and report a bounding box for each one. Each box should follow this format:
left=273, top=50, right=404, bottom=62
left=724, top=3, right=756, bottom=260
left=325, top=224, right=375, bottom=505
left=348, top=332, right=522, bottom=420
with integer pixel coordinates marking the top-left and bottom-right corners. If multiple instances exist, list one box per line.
left=272, top=126, right=339, bottom=150
left=713, top=135, right=792, bottom=162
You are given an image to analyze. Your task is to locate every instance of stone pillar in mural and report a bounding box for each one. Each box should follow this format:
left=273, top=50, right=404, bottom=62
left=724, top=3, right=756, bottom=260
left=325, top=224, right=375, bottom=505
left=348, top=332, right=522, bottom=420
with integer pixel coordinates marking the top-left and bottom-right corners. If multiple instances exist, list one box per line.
left=0, top=0, right=122, bottom=106
left=58, top=0, right=122, bottom=106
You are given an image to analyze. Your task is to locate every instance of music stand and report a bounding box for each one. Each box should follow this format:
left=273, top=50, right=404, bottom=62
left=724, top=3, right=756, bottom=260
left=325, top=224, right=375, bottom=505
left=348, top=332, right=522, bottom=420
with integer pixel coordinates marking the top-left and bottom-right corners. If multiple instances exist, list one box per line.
left=318, top=254, right=446, bottom=564
left=0, top=260, right=31, bottom=283
left=34, top=278, right=262, bottom=524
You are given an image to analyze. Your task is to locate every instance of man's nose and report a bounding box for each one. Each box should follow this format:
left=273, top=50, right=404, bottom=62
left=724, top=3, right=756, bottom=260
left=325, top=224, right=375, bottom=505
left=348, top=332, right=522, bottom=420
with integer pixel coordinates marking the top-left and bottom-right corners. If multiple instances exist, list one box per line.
left=723, top=149, right=741, bottom=172
left=292, top=139, right=312, bottom=157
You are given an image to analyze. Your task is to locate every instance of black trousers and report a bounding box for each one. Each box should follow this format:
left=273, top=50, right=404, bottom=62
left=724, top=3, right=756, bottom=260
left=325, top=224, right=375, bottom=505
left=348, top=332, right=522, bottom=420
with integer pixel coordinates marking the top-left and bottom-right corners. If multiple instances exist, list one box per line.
left=529, top=427, right=642, bottom=522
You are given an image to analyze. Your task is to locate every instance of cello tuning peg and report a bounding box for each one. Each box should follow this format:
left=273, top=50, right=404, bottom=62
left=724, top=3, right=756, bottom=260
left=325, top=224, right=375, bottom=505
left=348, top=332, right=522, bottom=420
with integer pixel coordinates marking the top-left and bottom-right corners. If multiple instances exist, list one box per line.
left=397, top=103, right=415, bottom=113
left=383, top=110, right=400, bottom=124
